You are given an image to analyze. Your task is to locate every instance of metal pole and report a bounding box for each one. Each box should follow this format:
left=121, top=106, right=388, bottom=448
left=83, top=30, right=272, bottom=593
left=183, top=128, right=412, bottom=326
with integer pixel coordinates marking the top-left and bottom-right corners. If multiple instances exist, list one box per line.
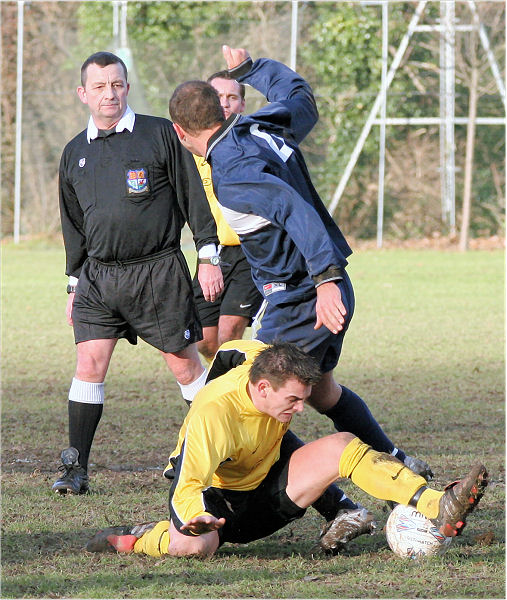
left=113, top=1, right=119, bottom=47
left=377, top=0, right=388, bottom=248
left=444, top=0, right=456, bottom=233
left=14, top=0, right=24, bottom=244
left=290, top=0, right=298, bottom=71
left=468, top=0, right=506, bottom=109
left=459, top=11, right=479, bottom=252
left=328, top=0, right=427, bottom=216
left=0, top=4, right=3, bottom=219
left=120, top=1, right=128, bottom=48
left=439, top=1, right=447, bottom=222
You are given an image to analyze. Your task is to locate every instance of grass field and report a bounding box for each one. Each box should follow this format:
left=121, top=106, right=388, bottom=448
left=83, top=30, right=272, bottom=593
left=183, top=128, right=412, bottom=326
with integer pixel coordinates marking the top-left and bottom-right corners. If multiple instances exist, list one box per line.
left=1, top=240, right=505, bottom=599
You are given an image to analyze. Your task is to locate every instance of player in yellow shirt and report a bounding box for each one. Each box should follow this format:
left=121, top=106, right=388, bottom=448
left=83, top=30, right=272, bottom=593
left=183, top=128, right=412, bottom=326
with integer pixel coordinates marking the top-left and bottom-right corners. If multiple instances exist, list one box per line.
left=86, top=340, right=487, bottom=558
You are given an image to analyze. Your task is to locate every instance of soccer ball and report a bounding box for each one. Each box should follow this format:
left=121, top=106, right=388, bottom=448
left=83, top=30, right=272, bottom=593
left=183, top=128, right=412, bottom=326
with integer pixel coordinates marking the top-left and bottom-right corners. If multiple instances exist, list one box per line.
left=385, top=504, right=452, bottom=559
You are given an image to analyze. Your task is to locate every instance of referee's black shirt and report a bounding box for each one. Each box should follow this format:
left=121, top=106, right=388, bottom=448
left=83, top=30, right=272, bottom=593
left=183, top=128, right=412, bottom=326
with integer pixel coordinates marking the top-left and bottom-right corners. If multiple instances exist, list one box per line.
left=59, top=113, right=218, bottom=279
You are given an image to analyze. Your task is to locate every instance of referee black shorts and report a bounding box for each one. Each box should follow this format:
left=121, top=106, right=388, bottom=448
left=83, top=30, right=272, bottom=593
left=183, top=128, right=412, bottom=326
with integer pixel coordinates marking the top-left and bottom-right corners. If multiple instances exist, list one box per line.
left=192, top=245, right=263, bottom=327
left=72, top=248, right=202, bottom=353
left=196, top=444, right=306, bottom=545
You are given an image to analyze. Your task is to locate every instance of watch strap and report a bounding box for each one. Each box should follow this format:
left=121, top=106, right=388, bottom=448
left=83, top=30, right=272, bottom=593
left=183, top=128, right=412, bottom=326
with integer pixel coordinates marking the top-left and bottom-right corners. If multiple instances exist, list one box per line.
left=198, top=256, right=220, bottom=266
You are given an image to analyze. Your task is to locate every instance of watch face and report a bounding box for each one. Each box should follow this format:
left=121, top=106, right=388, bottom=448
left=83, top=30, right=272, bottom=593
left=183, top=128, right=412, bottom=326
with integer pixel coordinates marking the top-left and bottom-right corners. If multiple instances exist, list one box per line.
left=210, top=256, right=220, bottom=266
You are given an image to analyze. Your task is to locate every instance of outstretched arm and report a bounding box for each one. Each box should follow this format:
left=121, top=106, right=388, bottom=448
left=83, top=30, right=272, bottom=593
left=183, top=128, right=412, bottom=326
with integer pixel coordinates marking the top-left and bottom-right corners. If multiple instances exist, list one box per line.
left=222, top=45, right=318, bottom=143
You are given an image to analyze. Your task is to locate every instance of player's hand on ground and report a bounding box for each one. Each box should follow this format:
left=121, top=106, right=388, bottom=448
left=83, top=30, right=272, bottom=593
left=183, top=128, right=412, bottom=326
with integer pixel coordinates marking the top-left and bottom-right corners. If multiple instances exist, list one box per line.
left=198, top=264, right=224, bottom=302
left=66, top=293, right=75, bottom=326
left=180, top=515, right=226, bottom=535
left=314, top=282, right=347, bottom=334
left=222, top=45, right=251, bottom=70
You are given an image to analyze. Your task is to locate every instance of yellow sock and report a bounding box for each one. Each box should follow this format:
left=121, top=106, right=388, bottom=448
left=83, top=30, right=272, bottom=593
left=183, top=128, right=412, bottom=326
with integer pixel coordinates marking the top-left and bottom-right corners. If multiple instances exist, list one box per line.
left=339, top=437, right=429, bottom=506
left=133, top=520, right=171, bottom=557
left=415, top=488, right=444, bottom=519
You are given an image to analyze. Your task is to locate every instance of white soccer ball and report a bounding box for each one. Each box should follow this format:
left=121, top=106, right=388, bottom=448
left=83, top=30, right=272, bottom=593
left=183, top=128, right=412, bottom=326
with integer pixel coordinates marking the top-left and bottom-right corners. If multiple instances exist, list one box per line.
left=385, top=504, right=452, bottom=559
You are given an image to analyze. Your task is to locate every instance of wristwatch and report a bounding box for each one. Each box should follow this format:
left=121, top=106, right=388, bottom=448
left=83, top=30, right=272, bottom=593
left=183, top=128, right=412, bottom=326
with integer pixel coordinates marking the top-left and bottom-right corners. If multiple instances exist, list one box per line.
left=198, top=256, right=220, bottom=266
left=66, top=284, right=77, bottom=294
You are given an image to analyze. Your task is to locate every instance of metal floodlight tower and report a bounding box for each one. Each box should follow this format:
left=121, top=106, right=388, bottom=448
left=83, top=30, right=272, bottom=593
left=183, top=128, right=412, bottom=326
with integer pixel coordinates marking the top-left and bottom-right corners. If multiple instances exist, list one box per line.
left=327, top=0, right=428, bottom=223
left=328, top=0, right=505, bottom=247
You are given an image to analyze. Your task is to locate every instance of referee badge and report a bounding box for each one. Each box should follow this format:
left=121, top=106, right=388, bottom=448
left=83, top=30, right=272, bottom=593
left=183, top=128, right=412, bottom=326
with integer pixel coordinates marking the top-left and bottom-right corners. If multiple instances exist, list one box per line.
left=126, top=168, right=149, bottom=194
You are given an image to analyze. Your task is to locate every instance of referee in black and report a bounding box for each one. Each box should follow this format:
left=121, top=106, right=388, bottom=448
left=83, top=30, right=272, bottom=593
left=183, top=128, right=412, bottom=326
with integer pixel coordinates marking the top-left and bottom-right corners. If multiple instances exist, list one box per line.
left=53, top=51, right=223, bottom=495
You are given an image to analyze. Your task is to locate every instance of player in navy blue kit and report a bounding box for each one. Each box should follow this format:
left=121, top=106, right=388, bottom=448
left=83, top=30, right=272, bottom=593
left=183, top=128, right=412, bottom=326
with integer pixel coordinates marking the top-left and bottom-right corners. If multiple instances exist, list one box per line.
left=169, top=45, right=433, bottom=551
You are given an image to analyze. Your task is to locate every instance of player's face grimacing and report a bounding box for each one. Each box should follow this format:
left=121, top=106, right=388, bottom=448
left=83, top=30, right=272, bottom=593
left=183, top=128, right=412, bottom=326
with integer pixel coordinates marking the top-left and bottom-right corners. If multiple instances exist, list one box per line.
left=210, top=77, right=245, bottom=119
left=255, top=378, right=310, bottom=423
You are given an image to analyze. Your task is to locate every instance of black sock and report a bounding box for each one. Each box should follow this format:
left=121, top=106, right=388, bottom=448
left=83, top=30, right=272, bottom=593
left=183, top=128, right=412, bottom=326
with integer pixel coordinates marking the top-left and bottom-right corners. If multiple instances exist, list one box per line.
left=312, top=487, right=358, bottom=521
left=280, top=430, right=358, bottom=520
left=323, top=386, right=406, bottom=462
left=68, top=400, right=103, bottom=471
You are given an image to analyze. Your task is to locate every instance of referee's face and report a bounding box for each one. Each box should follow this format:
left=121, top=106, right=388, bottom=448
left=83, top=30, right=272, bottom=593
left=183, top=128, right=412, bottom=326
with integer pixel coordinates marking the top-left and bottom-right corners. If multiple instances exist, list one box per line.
left=78, top=62, right=130, bottom=130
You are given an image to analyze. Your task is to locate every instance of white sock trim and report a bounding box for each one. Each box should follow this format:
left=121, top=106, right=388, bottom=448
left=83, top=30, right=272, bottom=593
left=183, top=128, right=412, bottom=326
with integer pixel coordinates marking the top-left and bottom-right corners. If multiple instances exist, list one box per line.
left=69, top=378, right=105, bottom=404
left=177, top=368, right=207, bottom=403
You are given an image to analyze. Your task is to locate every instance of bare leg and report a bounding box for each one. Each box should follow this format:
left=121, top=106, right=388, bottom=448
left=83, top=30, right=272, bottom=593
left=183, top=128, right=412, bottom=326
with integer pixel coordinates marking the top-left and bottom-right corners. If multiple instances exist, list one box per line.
left=75, top=338, right=117, bottom=381
left=285, top=433, right=428, bottom=510
left=197, top=326, right=220, bottom=362
left=217, top=314, right=249, bottom=346
left=160, top=343, right=205, bottom=385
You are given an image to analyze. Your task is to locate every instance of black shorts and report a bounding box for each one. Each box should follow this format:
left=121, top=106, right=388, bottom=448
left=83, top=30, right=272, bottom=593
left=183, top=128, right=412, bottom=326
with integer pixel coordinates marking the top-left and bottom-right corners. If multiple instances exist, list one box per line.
left=198, top=449, right=305, bottom=545
left=72, top=248, right=202, bottom=353
left=192, top=245, right=263, bottom=327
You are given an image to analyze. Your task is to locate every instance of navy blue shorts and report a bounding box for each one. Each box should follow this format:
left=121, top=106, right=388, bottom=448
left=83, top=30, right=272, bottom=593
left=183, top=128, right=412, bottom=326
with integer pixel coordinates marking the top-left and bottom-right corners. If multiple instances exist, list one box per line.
left=72, top=249, right=202, bottom=353
left=255, top=270, right=355, bottom=373
left=192, top=245, right=263, bottom=327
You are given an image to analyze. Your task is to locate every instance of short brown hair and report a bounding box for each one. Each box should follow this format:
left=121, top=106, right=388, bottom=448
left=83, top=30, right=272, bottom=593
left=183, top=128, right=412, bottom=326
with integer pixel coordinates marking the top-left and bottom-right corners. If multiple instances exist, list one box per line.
left=249, top=343, right=322, bottom=391
left=169, top=80, right=225, bottom=135
left=81, top=51, right=127, bottom=86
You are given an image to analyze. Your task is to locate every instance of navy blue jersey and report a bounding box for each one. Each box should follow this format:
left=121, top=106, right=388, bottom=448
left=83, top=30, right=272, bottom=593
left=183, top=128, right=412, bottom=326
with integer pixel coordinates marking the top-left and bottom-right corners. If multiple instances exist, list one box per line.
left=206, top=58, right=352, bottom=307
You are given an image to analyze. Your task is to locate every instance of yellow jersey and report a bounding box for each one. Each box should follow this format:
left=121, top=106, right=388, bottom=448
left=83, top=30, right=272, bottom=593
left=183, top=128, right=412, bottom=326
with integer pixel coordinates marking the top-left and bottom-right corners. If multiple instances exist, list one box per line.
left=193, top=155, right=240, bottom=246
left=169, top=340, right=289, bottom=527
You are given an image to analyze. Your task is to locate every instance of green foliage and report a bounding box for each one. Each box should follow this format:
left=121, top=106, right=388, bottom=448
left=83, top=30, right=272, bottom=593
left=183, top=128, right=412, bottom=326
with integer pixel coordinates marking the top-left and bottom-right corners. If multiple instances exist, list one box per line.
left=4, top=2, right=502, bottom=239
left=76, top=1, right=115, bottom=54
left=1, top=241, right=505, bottom=598
left=300, top=2, right=383, bottom=179
left=76, top=1, right=278, bottom=116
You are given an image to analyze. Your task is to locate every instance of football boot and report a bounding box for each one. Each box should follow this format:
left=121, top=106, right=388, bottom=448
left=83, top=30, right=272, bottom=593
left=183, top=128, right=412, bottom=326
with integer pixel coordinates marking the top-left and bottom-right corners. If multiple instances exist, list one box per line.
left=86, top=522, right=157, bottom=553
left=430, top=462, right=488, bottom=537
left=319, top=507, right=377, bottom=554
left=52, top=447, right=89, bottom=495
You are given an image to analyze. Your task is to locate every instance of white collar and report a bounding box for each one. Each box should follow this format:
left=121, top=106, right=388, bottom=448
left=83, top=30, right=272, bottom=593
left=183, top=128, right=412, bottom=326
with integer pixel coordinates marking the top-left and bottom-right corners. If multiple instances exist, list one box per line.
left=86, top=105, right=136, bottom=143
